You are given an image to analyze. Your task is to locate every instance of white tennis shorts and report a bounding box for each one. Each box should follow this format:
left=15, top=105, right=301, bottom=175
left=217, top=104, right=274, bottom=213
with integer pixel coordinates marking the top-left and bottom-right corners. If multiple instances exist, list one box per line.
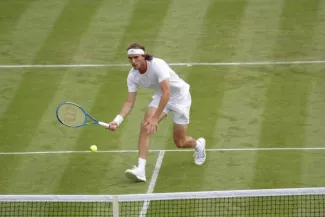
left=149, top=92, right=192, bottom=125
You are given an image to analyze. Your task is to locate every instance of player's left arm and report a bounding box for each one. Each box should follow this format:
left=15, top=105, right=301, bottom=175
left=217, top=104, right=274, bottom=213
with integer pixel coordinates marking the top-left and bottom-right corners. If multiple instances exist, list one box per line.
left=152, top=79, right=170, bottom=120
left=151, top=60, right=171, bottom=121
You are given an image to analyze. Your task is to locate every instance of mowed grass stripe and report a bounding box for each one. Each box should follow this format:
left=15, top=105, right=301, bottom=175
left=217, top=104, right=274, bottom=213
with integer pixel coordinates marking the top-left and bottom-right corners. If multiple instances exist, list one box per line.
left=307, top=0, right=325, bottom=61
left=305, top=70, right=325, bottom=146
left=0, top=0, right=68, bottom=64
left=0, top=0, right=104, bottom=151
left=185, top=0, right=248, bottom=193
left=304, top=1, right=325, bottom=148
left=214, top=0, right=283, bottom=149
left=71, top=0, right=137, bottom=64
left=33, top=0, right=104, bottom=65
left=113, top=0, right=173, bottom=62
left=302, top=1, right=325, bottom=186
left=187, top=0, right=248, bottom=144
left=211, top=0, right=284, bottom=190
left=272, top=0, right=321, bottom=60
left=252, top=0, right=321, bottom=190
left=0, top=0, right=35, bottom=43
left=57, top=0, right=173, bottom=194
left=156, top=0, right=249, bottom=193
left=0, top=0, right=68, bottom=118
left=230, top=0, right=284, bottom=62
left=152, top=0, right=210, bottom=62
left=0, top=70, right=24, bottom=116
left=303, top=77, right=325, bottom=188
left=0, top=0, right=104, bottom=193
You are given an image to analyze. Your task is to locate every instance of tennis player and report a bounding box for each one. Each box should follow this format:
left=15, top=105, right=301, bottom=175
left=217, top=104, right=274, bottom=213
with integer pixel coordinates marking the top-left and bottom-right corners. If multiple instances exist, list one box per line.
left=107, top=43, right=206, bottom=182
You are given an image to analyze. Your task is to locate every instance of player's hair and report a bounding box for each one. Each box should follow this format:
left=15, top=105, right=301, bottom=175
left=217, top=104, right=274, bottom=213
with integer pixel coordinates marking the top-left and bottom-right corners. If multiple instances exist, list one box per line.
left=127, top=43, right=153, bottom=61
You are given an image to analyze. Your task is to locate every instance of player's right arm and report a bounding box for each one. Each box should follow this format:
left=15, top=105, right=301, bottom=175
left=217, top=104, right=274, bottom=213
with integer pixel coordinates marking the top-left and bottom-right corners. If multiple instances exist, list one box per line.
left=108, top=92, right=137, bottom=131
left=119, top=92, right=137, bottom=118
left=108, top=72, right=138, bottom=131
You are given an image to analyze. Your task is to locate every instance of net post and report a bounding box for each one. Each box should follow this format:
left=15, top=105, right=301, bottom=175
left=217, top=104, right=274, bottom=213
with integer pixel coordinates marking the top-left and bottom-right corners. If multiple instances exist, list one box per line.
left=112, top=195, right=119, bottom=217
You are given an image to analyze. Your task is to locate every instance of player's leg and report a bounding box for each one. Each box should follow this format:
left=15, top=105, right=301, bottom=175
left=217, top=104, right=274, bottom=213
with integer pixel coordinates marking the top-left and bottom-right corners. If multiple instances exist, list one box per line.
left=172, top=93, right=206, bottom=165
left=173, top=121, right=206, bottom=166
left=125, top=106, right=168, bottom=182
left=173, top=124, right=196, bottom=148
left=138, top=107, right=167, bottom=160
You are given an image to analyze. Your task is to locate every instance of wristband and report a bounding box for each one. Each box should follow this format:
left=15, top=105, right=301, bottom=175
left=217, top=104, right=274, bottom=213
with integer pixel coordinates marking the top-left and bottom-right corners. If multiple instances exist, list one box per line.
left=113, top=115, right=124, bottom=126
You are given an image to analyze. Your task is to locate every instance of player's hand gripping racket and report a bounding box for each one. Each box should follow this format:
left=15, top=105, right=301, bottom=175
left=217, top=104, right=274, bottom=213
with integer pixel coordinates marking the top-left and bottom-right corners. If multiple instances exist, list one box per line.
left=56, top=102, right=110, bottom=128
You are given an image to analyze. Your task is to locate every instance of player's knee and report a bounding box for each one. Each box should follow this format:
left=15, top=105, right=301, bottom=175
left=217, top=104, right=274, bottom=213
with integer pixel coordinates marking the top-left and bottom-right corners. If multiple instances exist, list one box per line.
left=140, top=121, right=150, bottom=134
left=174, top=138, right=185, bottom=148
left=140, top=122, right=146, bottom=130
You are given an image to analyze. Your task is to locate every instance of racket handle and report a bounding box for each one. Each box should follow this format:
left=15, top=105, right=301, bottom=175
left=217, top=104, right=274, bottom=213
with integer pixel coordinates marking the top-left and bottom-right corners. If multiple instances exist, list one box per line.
left=98, top=121, right=110, bottom=128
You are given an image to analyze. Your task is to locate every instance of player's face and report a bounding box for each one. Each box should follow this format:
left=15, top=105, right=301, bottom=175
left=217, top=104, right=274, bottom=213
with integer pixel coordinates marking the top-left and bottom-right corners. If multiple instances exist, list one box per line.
left=128, top=54, right=145, bottom=70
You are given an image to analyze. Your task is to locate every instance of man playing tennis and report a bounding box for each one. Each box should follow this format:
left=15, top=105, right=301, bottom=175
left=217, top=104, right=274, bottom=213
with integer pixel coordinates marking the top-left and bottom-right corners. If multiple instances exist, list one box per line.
left=107, top=43, right=206, bottom=182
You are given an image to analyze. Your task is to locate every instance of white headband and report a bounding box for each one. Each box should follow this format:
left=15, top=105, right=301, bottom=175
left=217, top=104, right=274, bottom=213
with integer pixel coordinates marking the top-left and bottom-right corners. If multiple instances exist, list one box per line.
left=127, top=48, right=145, bottom=55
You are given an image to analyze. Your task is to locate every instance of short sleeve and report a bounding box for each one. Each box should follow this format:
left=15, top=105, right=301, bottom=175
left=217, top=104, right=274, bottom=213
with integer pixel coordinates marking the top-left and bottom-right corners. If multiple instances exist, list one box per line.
left=127, top=73, right=138, bottom=92
left=153, top=60, right=170, bottom=83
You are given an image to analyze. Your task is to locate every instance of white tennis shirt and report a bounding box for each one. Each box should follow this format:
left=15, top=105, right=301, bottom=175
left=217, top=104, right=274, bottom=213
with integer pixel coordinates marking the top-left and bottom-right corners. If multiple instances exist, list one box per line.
left=127, top=57, right=190, bottom=100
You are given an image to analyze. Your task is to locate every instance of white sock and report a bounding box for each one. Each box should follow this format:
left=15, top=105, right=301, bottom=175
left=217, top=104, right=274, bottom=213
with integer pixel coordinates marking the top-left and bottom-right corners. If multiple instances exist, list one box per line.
left=138, top=158, right=146, bottom=171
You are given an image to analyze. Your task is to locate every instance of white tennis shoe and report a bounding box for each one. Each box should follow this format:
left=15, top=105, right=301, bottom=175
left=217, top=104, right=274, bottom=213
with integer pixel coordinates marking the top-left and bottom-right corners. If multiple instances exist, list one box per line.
left=125, top=166, right=146, bottom=182
left=194, top=138, right=206, bottom=165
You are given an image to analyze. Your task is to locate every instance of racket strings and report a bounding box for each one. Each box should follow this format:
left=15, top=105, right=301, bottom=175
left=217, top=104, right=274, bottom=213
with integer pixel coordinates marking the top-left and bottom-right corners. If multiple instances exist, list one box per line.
left=57, top=104, right=85, bottom=127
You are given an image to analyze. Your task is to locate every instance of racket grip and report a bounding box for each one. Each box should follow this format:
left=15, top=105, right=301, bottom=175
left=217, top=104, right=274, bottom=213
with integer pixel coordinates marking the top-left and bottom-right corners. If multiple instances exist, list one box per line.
left=98, top=121, right=110, bottom=128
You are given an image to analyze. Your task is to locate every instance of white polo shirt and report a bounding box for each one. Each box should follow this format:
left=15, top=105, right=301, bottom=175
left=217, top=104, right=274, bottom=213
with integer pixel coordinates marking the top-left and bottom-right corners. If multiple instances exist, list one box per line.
left=127, top=57, right=190, bottom=101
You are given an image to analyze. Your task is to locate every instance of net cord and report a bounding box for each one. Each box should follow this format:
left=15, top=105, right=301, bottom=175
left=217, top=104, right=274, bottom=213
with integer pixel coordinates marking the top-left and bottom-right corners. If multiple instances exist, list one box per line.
left=1, top=187, right=325, bottom=202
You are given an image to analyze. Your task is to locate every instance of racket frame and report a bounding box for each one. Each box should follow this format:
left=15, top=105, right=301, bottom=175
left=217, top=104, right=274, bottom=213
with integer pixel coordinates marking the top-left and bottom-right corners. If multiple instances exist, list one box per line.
left=56, top=102, right=110, bottom=128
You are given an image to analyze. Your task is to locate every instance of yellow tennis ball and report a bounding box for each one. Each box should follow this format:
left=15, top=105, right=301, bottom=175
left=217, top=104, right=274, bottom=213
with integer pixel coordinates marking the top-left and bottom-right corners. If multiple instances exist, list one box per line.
left=90, top=145, right=97, bottom=152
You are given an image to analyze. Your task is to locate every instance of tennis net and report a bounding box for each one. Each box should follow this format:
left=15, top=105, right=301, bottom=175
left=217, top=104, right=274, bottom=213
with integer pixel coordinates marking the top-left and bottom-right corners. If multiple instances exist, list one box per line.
left=0, top=187, right=324, bottom=216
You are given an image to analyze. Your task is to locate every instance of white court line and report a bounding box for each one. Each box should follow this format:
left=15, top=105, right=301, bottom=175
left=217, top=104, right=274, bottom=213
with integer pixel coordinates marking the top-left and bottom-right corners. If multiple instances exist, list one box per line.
left=1, top=147, right=325, bottom=155
left=1, top=60, right=325, bottom=68
left=139, top=150, right=165, bottom=217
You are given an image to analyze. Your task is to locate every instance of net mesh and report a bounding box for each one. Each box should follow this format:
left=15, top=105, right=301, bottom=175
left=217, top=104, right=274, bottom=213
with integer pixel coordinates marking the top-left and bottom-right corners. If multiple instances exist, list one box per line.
left=1, top=188, right=324, bottom=217
left=132, top=196, right=325, bottom=217
left=1, top=202, right=112, bottom=217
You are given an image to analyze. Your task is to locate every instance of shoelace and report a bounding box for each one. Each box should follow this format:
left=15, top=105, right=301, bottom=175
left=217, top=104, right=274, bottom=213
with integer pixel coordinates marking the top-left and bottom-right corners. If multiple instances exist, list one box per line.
left=131, top=165, right=138, bottom=170
left=193, top=149, right=205, bottom=158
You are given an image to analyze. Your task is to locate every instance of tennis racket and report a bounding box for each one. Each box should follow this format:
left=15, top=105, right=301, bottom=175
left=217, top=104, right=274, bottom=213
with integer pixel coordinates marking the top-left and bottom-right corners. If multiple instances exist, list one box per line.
left=56, top=102, right=110, bottom=128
